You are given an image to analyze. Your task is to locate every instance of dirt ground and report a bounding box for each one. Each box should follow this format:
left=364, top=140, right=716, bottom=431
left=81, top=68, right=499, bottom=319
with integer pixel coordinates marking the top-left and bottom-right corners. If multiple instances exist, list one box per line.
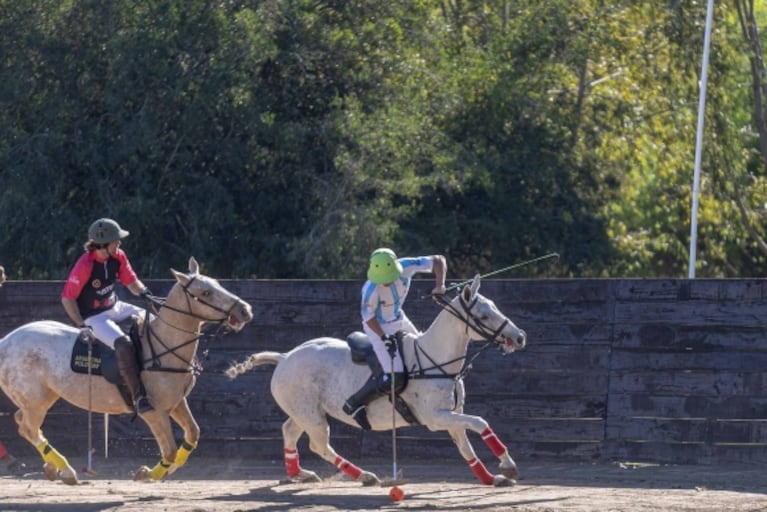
left=1, top=456, right=766, bottom=512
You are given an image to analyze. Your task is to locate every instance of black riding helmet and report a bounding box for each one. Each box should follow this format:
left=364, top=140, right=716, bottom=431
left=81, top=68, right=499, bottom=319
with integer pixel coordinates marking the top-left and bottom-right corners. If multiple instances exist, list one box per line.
left=88, top=218, right=129, bottom=244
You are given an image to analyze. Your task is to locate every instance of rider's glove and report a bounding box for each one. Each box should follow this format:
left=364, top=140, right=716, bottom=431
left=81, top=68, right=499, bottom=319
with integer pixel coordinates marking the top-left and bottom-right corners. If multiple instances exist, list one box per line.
left=381, top=334, right=397, bottom=356
left=140, top=287, right=153, bottom=299
left=431, top=284, right=447, bottom=296
left=79, top=324, right=94, bottom=343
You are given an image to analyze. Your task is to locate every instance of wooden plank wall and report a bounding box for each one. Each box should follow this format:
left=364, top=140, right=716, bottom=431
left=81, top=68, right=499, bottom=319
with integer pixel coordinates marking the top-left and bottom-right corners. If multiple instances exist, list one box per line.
left=1, top=278, right=767, bottom=466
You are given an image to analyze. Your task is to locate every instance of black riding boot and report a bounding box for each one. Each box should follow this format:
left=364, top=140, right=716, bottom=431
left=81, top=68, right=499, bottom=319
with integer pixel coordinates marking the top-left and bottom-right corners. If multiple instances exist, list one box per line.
left=114, top=336, right=153, bottom=414
left=382, top=372, right=407, bottom=395
left=342, top=375, right=382, bottom=430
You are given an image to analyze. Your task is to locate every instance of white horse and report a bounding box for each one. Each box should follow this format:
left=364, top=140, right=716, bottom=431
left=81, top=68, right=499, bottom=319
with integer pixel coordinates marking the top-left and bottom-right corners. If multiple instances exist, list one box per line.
left=227, top=276, right=526, bottom=487
left=0, top=257, right=253, bottom=484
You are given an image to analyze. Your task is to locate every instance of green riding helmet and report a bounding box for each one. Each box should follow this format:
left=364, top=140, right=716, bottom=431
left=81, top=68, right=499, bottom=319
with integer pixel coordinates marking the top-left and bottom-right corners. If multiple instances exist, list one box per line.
left=367, top=248, right=403, bottom=285
left=88, top=218, right=130, bottom=244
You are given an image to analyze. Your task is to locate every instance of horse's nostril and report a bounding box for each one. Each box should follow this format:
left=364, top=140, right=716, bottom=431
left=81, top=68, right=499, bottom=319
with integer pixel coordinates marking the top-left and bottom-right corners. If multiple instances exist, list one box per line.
left=239, top=303, right=253, bottom=320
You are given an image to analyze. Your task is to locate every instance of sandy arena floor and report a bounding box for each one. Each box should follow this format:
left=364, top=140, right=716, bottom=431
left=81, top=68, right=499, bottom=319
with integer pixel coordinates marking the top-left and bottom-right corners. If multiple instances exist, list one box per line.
left=1, top=456, right=766, bottom=511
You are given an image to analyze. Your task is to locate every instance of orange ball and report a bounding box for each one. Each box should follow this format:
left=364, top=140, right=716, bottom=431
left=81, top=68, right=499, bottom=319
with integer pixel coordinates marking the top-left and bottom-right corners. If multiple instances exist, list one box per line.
left=389, top=486, right=405, bottom=501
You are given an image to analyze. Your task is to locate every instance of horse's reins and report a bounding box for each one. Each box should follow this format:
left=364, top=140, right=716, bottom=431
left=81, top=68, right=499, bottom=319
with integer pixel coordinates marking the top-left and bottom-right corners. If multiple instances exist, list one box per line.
left=141, top=276, right=240, bottom=373
left=409, top=292, right=510, bottom=381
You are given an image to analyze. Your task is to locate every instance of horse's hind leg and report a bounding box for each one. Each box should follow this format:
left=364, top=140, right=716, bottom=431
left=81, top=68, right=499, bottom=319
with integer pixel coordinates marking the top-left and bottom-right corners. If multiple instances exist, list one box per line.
left=281, top=417, right=320, bottom=483
left=299, top=418, right=380, bottom=486
left=15, top=404, right=79, bottom=485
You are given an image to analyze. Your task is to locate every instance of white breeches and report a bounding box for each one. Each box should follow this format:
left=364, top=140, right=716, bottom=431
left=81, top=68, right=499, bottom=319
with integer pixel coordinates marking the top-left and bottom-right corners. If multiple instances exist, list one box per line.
left=83, top=301, right=146, bottom=348
left=364, top=313, right=420, bottom=373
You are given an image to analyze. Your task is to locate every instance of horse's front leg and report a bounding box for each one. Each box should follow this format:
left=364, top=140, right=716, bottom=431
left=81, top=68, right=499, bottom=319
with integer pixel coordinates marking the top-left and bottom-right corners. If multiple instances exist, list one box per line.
left=428, top=409, right=517, bottom=486
left=166, top=398, right=200, bottom=475
left=448, top=423, right=517, bottom=486
left=132, top=410, right=178, bottom=482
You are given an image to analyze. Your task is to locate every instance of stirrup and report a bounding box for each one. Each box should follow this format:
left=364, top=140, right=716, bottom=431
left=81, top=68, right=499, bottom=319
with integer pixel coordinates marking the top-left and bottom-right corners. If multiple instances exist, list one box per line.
left=342, top=400, right=357, bottom=415
left=135, top=395, right=154, bottom=414
left=344, top=403, right=371, bottom=431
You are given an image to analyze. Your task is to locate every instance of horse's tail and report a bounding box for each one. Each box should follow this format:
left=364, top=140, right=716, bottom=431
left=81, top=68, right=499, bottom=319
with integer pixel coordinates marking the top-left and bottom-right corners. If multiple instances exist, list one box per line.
left=225, top=351, right=283, bottom=379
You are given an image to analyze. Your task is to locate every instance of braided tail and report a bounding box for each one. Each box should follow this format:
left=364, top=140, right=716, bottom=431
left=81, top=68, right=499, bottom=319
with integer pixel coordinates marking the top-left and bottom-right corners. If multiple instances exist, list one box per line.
left=225, top=351, right=282, bottom=379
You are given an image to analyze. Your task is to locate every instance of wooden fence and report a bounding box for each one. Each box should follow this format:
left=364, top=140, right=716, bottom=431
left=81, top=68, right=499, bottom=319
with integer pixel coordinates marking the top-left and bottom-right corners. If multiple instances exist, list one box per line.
left=2, top=278, right=767, bottom=466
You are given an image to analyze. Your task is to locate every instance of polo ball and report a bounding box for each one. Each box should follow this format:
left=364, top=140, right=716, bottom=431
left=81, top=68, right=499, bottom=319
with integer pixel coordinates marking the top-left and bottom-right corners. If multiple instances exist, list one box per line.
left=389, top=486, right=405, bottom=501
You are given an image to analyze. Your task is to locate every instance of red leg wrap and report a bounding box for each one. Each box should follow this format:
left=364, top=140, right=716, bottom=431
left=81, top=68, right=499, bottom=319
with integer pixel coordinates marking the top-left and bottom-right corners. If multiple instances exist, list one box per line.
left=468, top=457, right=495, bottom=485
left=334, top=456, right=362, bottom=480
left=284, top=448, right=301, bottom=477
left=0, top=441, right=7, bottom=459
left=481, top=427, right=508, bottom=457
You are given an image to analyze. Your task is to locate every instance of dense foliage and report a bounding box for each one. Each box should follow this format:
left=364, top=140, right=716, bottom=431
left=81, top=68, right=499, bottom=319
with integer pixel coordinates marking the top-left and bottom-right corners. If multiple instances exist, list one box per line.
left=1, top=1, right=765, bottom=280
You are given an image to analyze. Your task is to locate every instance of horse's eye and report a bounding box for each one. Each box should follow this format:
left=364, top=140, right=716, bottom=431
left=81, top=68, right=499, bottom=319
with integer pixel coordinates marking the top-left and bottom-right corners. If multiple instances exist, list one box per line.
left=202, top=290, right=211, bottom=298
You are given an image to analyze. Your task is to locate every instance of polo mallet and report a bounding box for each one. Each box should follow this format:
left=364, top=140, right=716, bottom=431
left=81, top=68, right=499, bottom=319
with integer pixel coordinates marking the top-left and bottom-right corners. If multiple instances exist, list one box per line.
left=382, top=343, right=406, bottom=488
left=390, top=355, right=398, bottom=482
left=104, top=413, right=109, bottom=459
left=445, top=252, right=560, bottom=293
left=83, top=333, right=96, bottom=476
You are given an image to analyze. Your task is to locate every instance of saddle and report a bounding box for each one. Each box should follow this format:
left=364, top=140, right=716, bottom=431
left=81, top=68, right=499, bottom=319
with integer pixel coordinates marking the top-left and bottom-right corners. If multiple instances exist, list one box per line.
left=69, top=319, right=145, bottom=411
left=345, top=331, right=419, bottom=425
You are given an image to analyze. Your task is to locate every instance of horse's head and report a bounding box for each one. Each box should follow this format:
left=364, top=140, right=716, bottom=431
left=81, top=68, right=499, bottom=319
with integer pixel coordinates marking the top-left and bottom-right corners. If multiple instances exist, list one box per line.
left=457, top=275, right=526, bottom=353
left=170, top=257, right=254, bottom=332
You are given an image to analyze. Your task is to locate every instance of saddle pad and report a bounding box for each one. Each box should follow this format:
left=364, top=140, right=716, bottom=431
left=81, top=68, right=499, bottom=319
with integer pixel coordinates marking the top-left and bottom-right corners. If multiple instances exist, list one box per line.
left=70, top=333, right=106, bottom=376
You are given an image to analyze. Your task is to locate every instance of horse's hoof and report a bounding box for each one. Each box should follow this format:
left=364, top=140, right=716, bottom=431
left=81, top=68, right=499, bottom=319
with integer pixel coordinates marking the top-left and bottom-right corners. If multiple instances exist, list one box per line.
left=43, top=462, right=58, bottom=481
left=493, top=475, right=516, bottom=487
left=358, top=471, right=381, bottom=487
left=500, top=464, right=519, bottom=480
left=60, top=468, right=79, bottom=486
left=133, top=466, right=152, bottom=481
left=298, top=470, right=321, bottom=483
left=282, top=469, right=321, bottom=484
left=279, top=469, right=322, bottom=485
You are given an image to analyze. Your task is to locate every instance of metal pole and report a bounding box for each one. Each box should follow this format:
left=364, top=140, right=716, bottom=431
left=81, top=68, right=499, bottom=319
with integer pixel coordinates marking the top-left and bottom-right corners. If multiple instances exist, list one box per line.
left=688, top=0, right=715, bottom=279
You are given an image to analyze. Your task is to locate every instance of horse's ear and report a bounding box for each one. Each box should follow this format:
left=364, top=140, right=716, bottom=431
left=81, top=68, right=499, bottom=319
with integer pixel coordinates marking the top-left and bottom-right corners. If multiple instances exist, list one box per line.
left=188, top=257, right=199, bottom=275
left=469, top=274, right=481, bottom=296
left=171, top=268, right=191, bottom=285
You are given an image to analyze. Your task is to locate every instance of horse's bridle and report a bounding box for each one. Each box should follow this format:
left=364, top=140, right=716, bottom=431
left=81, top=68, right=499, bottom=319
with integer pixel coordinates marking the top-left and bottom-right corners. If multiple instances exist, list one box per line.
left=141, top=276, right=241, bottom=373
left=408, top=292, right=510, bottom=381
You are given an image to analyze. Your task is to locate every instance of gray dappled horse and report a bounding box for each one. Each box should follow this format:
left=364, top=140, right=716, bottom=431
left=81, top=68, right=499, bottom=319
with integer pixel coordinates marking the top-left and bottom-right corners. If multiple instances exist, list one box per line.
left=227, top=276, right=526, bottom=486
left=0, top=257, right=253, bottom=484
